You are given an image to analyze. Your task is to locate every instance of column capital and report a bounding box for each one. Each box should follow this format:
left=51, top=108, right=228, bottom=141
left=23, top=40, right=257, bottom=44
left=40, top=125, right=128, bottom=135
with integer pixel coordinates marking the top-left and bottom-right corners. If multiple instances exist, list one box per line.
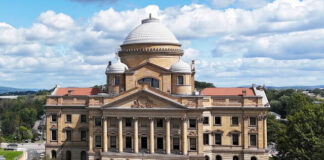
left=133, top=117, right=138, bottom=120
left=102, top=116, right=108, bottom=120
left=88, top=115, right=94, bottom=120
left=242, top=115, right=249, bottom=120
left=197, top=116, right=204, bottom=123
left=117, top=117, right=123, bottom=120
left=165, top=117, right=171, bottom=121
left=181, top=116, right=188, bottom=121
left=149, top=117, right=154, bottom=121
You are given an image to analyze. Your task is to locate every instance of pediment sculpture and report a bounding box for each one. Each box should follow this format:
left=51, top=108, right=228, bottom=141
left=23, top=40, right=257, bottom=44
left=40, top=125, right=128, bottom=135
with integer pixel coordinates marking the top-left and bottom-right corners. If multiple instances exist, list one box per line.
left=131, top=96, right=153, bottom=108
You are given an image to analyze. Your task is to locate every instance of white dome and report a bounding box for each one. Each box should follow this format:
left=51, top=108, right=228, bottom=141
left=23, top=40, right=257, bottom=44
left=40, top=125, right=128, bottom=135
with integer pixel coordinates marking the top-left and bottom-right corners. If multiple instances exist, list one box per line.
left=122, top=17, right=179, bottom=45
left=106, top=60, right=128, bottom=74
left=170, top=60, right=191, bottom=73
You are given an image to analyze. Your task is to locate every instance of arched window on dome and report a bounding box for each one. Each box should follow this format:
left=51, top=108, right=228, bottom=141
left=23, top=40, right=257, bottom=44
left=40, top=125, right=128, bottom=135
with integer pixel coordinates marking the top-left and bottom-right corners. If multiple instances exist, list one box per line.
left=138, top=78, right=159, bottom=88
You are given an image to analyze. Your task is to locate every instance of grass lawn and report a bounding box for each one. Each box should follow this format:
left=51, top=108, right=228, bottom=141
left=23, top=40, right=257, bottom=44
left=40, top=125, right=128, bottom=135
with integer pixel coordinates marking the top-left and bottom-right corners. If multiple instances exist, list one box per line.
left=0, top=148, right=23, bottom=160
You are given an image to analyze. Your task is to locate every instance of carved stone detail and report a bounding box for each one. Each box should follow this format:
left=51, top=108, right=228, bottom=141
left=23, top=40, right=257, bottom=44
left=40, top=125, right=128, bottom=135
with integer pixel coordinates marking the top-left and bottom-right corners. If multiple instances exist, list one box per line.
left=131, top=96, right=153, bottom=108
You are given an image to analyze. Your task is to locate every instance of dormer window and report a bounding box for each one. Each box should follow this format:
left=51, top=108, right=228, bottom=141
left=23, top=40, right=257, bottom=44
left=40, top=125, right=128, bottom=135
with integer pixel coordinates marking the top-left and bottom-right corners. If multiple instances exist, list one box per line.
left=115, top=76, right=120, bottom=85
left=138, top=78, right=159, bottom=88
left=177, top=76, right=184, bottom=85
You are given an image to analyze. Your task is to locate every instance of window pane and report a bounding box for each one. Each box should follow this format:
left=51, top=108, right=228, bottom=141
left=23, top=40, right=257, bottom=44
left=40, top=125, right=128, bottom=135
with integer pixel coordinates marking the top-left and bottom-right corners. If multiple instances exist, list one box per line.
left=52, top=130, right=57, bottom=141
left=52, top=114, right=57, bottom=122
left=126, top=136, right=132, bottom=149
left=157, top=137, right=163, bottom=149
left=125, top=118, right=132, bottom=127
left=173, top=137, right=180, bottom=150
left=66, top=114, right=71, bottom=123
left=203, top=117, right=209, bottom=124
left=95, top=136, right=101, bottom=147
left=189, top=119, right=196, bottom=128
left=81, top=115, right=87, bottom=123
left=66, top=130, right=71, bottom=141
left=215, top=134, right=221, bottom=145
left=95, top=117, right=102, bottom=126
left=250, top=135, right=256, bottom=146
left=81, top=130, right=86, bottom=141
left=115, top=76, right=120, bottom=85
left=232, top=134, right=239, bottom=145
left=110, top=136, right=116, bottom=148
left=156, top=119, right=163, bottom=128
left=203, top=133, right=209, bottom=145
left=215, top=117, right=221, bottom=125
left=177, top=76, right=184, bottom=85
left=141, top=137, right=147, bottom=149
left=250, top=117, right=256, bottom=126
left=190, top=138, right=197, bottom=150
left=138, top=78, right=159, bottom=88
left=232, top=117, right=238, bottom=125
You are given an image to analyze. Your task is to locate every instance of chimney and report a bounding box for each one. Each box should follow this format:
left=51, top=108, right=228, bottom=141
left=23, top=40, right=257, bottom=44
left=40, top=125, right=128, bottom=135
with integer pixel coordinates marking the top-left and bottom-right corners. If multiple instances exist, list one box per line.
left=191, top=60, right=195, bottom=71
left=68, top=89, right=73, bottom=96
left=108, top=61, right=112, bottom=66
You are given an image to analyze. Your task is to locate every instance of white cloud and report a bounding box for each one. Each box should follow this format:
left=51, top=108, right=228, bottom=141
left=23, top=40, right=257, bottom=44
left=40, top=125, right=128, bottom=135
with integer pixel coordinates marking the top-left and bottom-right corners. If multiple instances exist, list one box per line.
left=37, top=10, right=75, bottom=30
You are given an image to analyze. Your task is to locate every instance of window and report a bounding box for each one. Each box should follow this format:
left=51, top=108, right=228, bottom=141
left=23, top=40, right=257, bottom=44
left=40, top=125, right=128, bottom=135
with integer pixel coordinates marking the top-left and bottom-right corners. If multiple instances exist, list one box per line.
left=141, top=137, right=147, bottom=149
left=214, top=116, right=221, bottom=125
left=81, top=115, right=87, bottom=123
left=231, top=117, right=239, bottom=125
left=177, top=76, right=184, bottom=85
left=215, top=133, right=222, bottom=145
left=66, top=114, right=72, bottom=123
left=126, top=136, right=132, bottom=149
left=173, top=137, right=180, bottom=150
left=110, top=136, right=116, bottom=149
left=115, top=76, right=120, bottom=85
left=51, top=114, right=57, bottom=122
left=189, top=119, right=196, bottom=128
left=205, top=156, right=210, bottom=160
left=172, top=121, right=179, bottom=128
left=232, top=134, right=239, bottom=145
left=189, top=138, right=197, bottom=151
left=95, top=135, right=102, bottom=148
left=250, top=117, right=256, bottom=126
left=157, top=137, right=163, bottom=150
left=203, top=117, right=209, bottom=125
left=110, top=118, right=117, bottom=127
left=81, top=151, right=87, bottom=160
left=81, top=130, right=86, bottom=141
left=156, top=118, right=163, bottom=128
left=251, top=157, right=257, bottom=160
left=51, top=130, right=57, bottom=141
left=95, top=117, right=101, bottom=127
left=203, top=133, right=209, bottom=145
left=138, top=78, right=159, bottom=88
left=216, top=155, right=222, bottom=160
left=51, top=150, right=56, bottom=159
left=233, top=156, right=239, bottom=160
left=125, top=118, right=132, bottom=127
left=66, top=130, right=72, bottom=141
left=250, top=134, right=257, bottom=146
left=66, top=150, right=71, bottom=160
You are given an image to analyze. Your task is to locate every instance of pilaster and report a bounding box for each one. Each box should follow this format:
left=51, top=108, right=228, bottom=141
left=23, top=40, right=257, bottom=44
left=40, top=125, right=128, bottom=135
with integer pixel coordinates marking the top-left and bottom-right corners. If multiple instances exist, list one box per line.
left=165, top=117, right=171, bottom=154
left=134, top=117, right=139, bottom=153
left=197, top=117, right=204, bottom=154
left=182, top=117, right=188, bottom=155
left=88, top=116, right=94, bottom=153
left=118, top=117, right=123, bottom=153
left=103, top=117, right=108, bottom=152
left=149, top=117, right=155, bottom=154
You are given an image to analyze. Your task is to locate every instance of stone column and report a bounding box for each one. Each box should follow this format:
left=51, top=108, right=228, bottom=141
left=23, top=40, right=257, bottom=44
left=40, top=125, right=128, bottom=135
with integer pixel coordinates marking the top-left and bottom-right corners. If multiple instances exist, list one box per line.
left=182, top=117, right=188, bottom=155
left=118, top=117, right=123, bottom=153
left=134, top=117, right=139, bottom=153
left=197, top=117, right=204, bottom=154
left=103, top=117, right=108, bottom=152
left=257, top=115, right=264, bottom=149
left=88, top=116, right=94, bottom=153
left=243, top=115, right=249, bottom=149
left=149, top=117, right=155, bottom=154
left=165, top=118, right=171, bottom=154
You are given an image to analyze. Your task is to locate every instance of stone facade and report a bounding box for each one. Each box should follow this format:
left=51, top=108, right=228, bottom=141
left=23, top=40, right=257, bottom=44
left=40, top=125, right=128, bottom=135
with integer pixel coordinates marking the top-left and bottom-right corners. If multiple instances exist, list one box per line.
left=45, top=16, right=269, bottom=160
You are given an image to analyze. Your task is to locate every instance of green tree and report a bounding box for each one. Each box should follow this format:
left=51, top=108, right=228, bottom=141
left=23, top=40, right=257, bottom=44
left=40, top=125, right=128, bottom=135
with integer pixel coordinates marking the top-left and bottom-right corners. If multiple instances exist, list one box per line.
left=194, top=81, right=215, bottom=90
left=267, top=114, right=286, bottom=144
left=275, top=104, right=324, bottom=160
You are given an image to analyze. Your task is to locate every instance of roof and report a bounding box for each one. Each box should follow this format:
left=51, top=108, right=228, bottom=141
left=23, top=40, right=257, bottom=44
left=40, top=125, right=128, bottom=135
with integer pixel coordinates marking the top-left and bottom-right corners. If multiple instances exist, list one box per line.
left=122, top=16, right=179, bottom=45
left=200, top=87, right=255, bottom=96
left=170, top=59, right=191, bottom=73
left=54, top=88, right=101, bottom=96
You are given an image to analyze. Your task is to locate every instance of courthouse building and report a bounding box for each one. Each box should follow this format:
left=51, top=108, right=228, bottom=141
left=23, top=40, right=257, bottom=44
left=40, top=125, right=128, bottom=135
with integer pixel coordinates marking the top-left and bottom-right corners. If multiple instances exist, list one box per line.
left=45, top=16, right=270, bottom=160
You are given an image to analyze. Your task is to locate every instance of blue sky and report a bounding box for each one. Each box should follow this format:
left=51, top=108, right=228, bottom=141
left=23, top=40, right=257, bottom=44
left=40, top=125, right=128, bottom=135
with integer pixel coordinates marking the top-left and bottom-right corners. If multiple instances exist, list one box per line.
left=1, top=0, right=324, bottom=89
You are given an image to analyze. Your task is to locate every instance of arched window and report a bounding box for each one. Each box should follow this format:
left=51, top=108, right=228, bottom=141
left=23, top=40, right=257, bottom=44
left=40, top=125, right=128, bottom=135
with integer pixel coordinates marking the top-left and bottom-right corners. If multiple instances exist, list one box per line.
left=216, top=155, right=222, bottom=160
left=205, top=155, right=210, bottom=160
left=51, top=150, right=56, bottom=159
left=138, top=78, right=159, bottom=88
left=81, top=151, right=87, bottom=160
left=66, top=150, right=71, bottom=160
left=251, top=156, right=257, bottom=160
left=233, top=156, right=239, bottom=160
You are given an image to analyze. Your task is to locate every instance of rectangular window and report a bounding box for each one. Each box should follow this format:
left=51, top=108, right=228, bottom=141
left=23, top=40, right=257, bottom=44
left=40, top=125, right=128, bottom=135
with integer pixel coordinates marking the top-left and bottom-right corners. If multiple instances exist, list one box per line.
left=215, top=133, right=222, bottom=145
left=81, top=130, right=86, bottom=141
left=66, top=130, right=72, bottom=141
left=115, top=76, right=120, bottom=85
left=141, top=137, right=147, bottom=149
left=189, top=119, right=196, bottom=128
left=214, top=116, right=221, bottom=125
left=173, top=137, right=180, bottom=150
left=66, top=114, right=72, bottom=123
left=250, top=134, right=257, bottom=146
left=156, top=118, right=163, bottom=128
left=157, top=137, right=163, bottom=150
left=250, top=117, right=256, bottom=126
left=232, top=117, right=239, bottom=125
left=81, top=114, right=87, bottom=123
left=177, top=76, right=184, bottom=85
left=110, top=136, right=116, bottom=149
left=189, top=138, right=197, bottom=151
left=51, top=114, right=57, bottom=122
left=203, top=133, right=209, bottom=145
left=203, top=117, right=209, bottom=125
left=232, top=134, right=239, bottom=145
left=95, top=117, right=102, bottom=127
left=126, top=136, right=132, bottom=149
left=95, top=135, right=102, bottom=148
left=125, top=118, right=132, bottom=127
left=51, top=130, right=57, bottom=141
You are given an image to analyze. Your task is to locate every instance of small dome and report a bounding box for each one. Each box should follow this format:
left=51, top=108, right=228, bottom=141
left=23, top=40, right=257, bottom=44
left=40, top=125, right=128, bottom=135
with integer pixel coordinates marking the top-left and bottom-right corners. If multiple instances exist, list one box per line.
left=106, top=60, right=128, bottom=74
left=122, top=16, right=179, bottom=45
left=170, top=60, right=191, bottom=73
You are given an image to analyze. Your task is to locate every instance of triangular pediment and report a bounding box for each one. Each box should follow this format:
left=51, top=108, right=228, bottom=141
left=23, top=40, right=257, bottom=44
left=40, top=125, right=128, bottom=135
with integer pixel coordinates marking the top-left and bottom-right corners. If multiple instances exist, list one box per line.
left=125, top=62, right=171, bottom=73
left=102, top=89, right=187, bottom=110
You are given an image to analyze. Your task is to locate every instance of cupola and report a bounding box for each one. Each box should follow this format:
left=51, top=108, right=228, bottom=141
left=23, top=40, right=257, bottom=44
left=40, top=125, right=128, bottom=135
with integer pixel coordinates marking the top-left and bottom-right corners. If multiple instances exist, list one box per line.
left=106, top=59, right=129, bottom=74
left=170, top=59, right=192, bottom=73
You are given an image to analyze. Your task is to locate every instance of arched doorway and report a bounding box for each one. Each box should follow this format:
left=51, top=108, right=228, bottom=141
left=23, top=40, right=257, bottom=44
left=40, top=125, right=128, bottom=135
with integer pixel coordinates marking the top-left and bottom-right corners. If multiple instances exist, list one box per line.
left=233, top=156, right=239, bottom=160
left=251, top=156, right=257, bottom=160
left=51, top=150, right=56, bottom=159
left=216, top=155, right=222, bottom=160
left=81, top=151, right=87, bottom=160
left=138, top=78, right=159, bottom=88
left=205, top=155, right=210, bottom=160
left=66, top=150, right=71, bottom=160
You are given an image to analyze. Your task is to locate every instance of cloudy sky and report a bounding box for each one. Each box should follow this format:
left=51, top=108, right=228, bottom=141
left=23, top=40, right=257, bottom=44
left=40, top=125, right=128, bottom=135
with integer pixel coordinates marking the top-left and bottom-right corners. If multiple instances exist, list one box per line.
left=1, top=0, right=324, bottom=89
